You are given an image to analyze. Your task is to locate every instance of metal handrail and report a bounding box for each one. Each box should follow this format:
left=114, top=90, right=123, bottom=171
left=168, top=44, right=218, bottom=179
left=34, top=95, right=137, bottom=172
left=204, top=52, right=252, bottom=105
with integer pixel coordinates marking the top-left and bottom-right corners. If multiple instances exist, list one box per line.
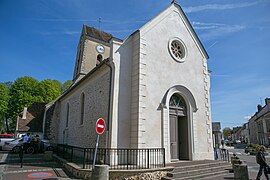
left=56, top=144, right=165, bottom=170
left=219, top=148, right=230, bottom=162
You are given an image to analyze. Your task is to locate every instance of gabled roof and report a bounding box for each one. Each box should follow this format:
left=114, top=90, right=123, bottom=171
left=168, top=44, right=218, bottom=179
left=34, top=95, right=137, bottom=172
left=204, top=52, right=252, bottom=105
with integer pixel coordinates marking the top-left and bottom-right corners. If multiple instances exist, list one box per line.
left=139, top=2, right=209, bottom=59
left=17, top=102, right=47, bottom=132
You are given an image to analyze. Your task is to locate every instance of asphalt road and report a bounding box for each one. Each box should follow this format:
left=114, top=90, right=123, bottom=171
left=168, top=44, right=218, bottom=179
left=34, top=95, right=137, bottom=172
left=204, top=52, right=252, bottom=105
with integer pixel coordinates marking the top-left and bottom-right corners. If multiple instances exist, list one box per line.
left=207, top=145, right=270, bottom=180
left=0, top=151, right=79, bottom=180
left=1, top=146, right=269, bottom=180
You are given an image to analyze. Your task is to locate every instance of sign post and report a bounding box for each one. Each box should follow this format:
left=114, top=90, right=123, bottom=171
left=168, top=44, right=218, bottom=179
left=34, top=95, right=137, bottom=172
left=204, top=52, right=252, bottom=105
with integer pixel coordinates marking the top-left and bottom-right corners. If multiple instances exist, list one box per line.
left=93, top=118, right=106, bottom=169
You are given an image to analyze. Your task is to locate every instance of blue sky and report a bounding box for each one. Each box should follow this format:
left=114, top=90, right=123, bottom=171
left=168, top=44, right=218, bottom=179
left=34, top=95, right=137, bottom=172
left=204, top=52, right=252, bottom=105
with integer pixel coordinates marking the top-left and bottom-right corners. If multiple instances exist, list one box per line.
left=0, top=0, right=270, bottom=129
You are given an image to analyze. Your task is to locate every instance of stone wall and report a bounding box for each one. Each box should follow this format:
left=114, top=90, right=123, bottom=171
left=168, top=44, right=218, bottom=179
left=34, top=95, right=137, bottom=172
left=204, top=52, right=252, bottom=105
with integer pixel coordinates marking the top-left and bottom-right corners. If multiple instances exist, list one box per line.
left=56, top=65, right=110, bottom=148
left=55, top=154, right=172, bottom=180
left=109, top=170, right=170, bottom=180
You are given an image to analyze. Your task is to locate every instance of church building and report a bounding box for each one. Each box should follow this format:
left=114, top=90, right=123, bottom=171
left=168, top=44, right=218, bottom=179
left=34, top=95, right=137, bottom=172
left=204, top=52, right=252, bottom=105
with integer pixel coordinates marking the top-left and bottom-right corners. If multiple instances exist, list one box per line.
left=44, top=1, right=213, bottom=163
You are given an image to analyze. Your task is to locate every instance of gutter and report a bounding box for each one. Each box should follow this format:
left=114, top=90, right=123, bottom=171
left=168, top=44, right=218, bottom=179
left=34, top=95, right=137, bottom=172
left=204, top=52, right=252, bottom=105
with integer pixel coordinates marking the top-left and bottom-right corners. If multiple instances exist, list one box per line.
left=104, top=60, right=113, bottom=149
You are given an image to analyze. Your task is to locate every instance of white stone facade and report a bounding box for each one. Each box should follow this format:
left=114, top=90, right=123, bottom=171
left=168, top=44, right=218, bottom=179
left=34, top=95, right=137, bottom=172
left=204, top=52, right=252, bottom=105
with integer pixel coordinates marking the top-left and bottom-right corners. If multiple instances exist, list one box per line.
left=46, top=2, right=213, bottom=163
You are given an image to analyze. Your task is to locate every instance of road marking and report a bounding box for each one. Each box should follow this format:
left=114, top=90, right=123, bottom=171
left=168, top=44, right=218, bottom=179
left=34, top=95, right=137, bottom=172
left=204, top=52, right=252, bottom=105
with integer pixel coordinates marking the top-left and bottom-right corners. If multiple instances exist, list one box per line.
left=4, top=168, right=62, bottom=174
left=0, top=153, right=8, bottom=163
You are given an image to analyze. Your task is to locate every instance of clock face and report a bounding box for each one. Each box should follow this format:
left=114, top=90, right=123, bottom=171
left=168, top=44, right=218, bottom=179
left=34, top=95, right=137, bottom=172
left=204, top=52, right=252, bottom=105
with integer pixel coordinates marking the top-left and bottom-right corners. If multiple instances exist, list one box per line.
left=96, top=45, right=105, bottom=53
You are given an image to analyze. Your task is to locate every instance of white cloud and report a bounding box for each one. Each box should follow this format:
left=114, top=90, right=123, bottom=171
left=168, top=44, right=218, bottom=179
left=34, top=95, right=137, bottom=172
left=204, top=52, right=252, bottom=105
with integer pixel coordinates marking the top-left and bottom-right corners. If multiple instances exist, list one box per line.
left=244, top=116, right=251, bottom=119
left=183, top=0, right=269, bottom=13
left=39, top=31, right=80, bottom=36
left=195, top=22, right=246, bottom=41
left=27, top=18, right=97, bottom=22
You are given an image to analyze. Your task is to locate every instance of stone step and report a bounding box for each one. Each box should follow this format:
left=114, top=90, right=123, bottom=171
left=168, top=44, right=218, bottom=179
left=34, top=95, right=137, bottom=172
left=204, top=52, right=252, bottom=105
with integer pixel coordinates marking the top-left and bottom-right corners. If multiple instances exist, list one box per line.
left=162, top=170, right=229, bottom=180
left=162, top=160, right=231, bottom=180
left=167, top=160, right=214, bottom=167
left=171, top=161, right=230, bottom=172
left=167, top=164, right=231, bottom=178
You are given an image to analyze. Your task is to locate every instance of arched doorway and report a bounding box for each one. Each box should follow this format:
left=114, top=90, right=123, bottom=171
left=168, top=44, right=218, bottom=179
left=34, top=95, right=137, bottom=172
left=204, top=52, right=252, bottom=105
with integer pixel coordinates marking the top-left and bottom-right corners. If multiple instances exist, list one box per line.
left=169, top=93, right=189, bottom=160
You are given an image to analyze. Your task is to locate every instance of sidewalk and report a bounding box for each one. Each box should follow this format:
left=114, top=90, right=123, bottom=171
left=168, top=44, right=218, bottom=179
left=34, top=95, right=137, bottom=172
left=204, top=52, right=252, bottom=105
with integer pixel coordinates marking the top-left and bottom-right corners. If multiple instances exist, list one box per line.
left=1, top=150, right=267, bottom=180
left=0, top=151, right=79, bottom=180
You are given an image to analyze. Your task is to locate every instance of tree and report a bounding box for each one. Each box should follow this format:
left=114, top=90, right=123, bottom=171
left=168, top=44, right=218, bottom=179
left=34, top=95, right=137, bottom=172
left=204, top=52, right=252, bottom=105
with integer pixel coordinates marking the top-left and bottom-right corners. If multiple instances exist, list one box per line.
left=7, top=76, right=40, bottom=132
left=37, top=79, right=61, bottom=102
left=61, top=80, right=73, bottom=93
left=2, top=76, right=68, bottom=132
left=0, top=83, right=9, bottom=132
left=52, top=80, right=62, bottom=92
left=223, top=127, right=232, bottom=140
left=3, top=81, right=13, bottom=90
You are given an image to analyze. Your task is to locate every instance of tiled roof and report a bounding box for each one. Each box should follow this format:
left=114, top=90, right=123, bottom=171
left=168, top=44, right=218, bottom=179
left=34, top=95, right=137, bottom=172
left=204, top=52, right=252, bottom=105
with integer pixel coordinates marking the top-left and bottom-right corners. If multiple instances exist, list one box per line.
left=84, top=25, right=113, bottom=43
left=17, top=102, right=47, bottom=132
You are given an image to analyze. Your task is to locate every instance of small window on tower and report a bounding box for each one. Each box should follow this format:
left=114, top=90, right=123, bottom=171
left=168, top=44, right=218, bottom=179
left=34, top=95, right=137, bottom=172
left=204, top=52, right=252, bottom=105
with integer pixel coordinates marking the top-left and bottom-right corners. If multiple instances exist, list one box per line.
left=96, top=54, right=103, bottom=66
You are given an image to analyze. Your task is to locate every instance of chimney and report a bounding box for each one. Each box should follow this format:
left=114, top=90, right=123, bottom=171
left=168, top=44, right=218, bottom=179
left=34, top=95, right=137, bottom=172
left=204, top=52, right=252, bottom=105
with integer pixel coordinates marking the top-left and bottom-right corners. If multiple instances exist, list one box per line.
left=257, top=105, right=263, bottom=112
left=265, top=98, right=270, bottom=106
left=22, top=107, right=27, bottom=119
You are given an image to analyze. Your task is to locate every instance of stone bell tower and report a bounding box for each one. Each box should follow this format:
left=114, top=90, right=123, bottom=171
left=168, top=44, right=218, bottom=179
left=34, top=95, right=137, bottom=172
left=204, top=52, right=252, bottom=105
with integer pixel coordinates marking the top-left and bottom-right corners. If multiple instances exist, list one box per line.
left=73, top=25, right=112, bottom=83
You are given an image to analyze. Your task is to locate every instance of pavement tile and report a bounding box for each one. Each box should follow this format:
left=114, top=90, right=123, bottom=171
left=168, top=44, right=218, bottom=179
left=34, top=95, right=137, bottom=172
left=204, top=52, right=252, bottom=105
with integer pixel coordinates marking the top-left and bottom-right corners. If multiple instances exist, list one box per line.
left=0, top=151, right=77, bottom=180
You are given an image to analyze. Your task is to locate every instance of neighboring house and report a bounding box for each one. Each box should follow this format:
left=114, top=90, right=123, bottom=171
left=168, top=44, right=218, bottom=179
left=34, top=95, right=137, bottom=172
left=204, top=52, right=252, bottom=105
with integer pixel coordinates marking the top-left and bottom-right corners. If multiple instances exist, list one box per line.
left=239, top=123, right=249, bottom=143
left=44, top=1, right=213, bottom=163
left=248, top=98, right=270, bottom=146
left=231, top=126, right=241, bottom=141
left=212, top=122, right=222, bottom=148
left=16, top=102, right=47, bottom=138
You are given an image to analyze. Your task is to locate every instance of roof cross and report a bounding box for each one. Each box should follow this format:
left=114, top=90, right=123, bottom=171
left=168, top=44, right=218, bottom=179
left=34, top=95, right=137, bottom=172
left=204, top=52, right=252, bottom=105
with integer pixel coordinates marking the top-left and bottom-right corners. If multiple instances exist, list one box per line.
left=98, top=17, right=101, bottom=31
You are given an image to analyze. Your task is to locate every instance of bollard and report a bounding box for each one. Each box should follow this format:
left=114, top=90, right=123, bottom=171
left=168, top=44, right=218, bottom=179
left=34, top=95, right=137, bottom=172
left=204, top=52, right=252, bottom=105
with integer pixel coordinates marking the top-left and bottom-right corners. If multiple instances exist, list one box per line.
left=234, top=164, right=249, bottom=180
left=91, top=165, right=109, bottom=180
left=231, top=159, right=242, bottom=172
left=19, top=145, right=24, bottom=168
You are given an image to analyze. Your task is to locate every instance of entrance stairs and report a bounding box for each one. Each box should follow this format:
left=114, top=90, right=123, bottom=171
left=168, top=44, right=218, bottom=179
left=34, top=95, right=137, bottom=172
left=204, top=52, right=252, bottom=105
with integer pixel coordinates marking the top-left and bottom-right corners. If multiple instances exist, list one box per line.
left=162, top=160, right=231, bottom=180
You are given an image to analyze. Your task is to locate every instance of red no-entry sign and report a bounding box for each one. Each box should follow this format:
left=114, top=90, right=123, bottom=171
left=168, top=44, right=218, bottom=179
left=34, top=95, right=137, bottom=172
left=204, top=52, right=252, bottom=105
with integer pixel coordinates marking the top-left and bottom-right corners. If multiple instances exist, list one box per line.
left=96, top=118, right=106, bottom=135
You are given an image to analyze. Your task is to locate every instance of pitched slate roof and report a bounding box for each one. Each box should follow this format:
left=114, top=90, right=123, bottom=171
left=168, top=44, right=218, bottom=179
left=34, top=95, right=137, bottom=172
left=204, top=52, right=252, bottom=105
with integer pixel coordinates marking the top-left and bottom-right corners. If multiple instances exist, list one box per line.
left=83, top=25, right=113, bottom=43
left=17, top=102, right=47, bottom=132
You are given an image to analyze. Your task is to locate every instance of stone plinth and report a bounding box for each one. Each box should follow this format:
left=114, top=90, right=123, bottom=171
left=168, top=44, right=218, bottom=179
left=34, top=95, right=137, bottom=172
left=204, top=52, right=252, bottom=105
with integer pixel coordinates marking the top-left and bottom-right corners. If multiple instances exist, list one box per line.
left=91, top=165, right=109, bottom=180
left=234, top=164, right=249, bottom=180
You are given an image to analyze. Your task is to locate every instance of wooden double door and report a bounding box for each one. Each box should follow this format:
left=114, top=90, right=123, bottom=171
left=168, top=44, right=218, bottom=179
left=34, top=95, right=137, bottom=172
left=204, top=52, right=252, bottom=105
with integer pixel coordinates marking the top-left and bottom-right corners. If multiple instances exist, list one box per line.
left=170, top=114, right=189, bottom=161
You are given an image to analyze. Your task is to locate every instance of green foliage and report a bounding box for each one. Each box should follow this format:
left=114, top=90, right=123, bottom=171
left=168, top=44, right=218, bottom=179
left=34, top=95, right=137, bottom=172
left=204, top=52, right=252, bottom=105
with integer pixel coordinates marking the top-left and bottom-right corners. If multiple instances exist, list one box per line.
left=61, top=80, right=73, bottom=93
left=0, top=83, right=10, bottom=131
left=8, top=76, right=40, bottom=118
left=0, top=83, right=9, bottom=116
left=52, top=80, right=62, bottom=92
left=222, top=127, right=232, bottom=139
left=1, top=76, right=72, bottom=132
left=37, top=79, right=61, bottom=102
left=3, top=81, right=13, bottom=90
left=246, top=144, right=261, bottom=155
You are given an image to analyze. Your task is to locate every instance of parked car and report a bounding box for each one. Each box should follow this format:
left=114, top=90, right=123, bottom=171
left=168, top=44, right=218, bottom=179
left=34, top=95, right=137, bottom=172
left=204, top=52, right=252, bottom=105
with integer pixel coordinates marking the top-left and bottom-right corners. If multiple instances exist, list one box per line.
left=233, top=140, right=241, bottom=144
left=2, top=138, right=23, bottom=153
left=0, top=134, right=15, bottom=150
left=3, top=138, right=54, bottom=154
left=225, top=140, right=233, bottom=146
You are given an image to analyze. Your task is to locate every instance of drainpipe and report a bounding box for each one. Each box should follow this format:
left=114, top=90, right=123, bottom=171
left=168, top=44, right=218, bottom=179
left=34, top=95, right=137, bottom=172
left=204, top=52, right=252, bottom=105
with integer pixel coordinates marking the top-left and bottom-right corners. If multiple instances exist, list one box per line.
left=105, top=60, right=113, bottom=149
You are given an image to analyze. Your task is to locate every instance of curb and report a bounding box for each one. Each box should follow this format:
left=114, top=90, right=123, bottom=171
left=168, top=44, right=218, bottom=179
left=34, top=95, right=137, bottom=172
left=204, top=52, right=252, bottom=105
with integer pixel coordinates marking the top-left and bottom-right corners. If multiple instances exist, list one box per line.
left=0, top=153, right=8, bottom=164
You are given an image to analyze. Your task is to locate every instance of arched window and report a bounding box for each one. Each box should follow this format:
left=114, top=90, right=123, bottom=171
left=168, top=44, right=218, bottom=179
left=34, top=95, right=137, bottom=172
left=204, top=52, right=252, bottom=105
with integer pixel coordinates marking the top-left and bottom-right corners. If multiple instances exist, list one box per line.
left=169, top=94, right=186, bottom=110
left=80, top=93, right=85, bottom=125
left=96, top=54, right=103, bottom=66
left=66, top=103, right=69, bottom=127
